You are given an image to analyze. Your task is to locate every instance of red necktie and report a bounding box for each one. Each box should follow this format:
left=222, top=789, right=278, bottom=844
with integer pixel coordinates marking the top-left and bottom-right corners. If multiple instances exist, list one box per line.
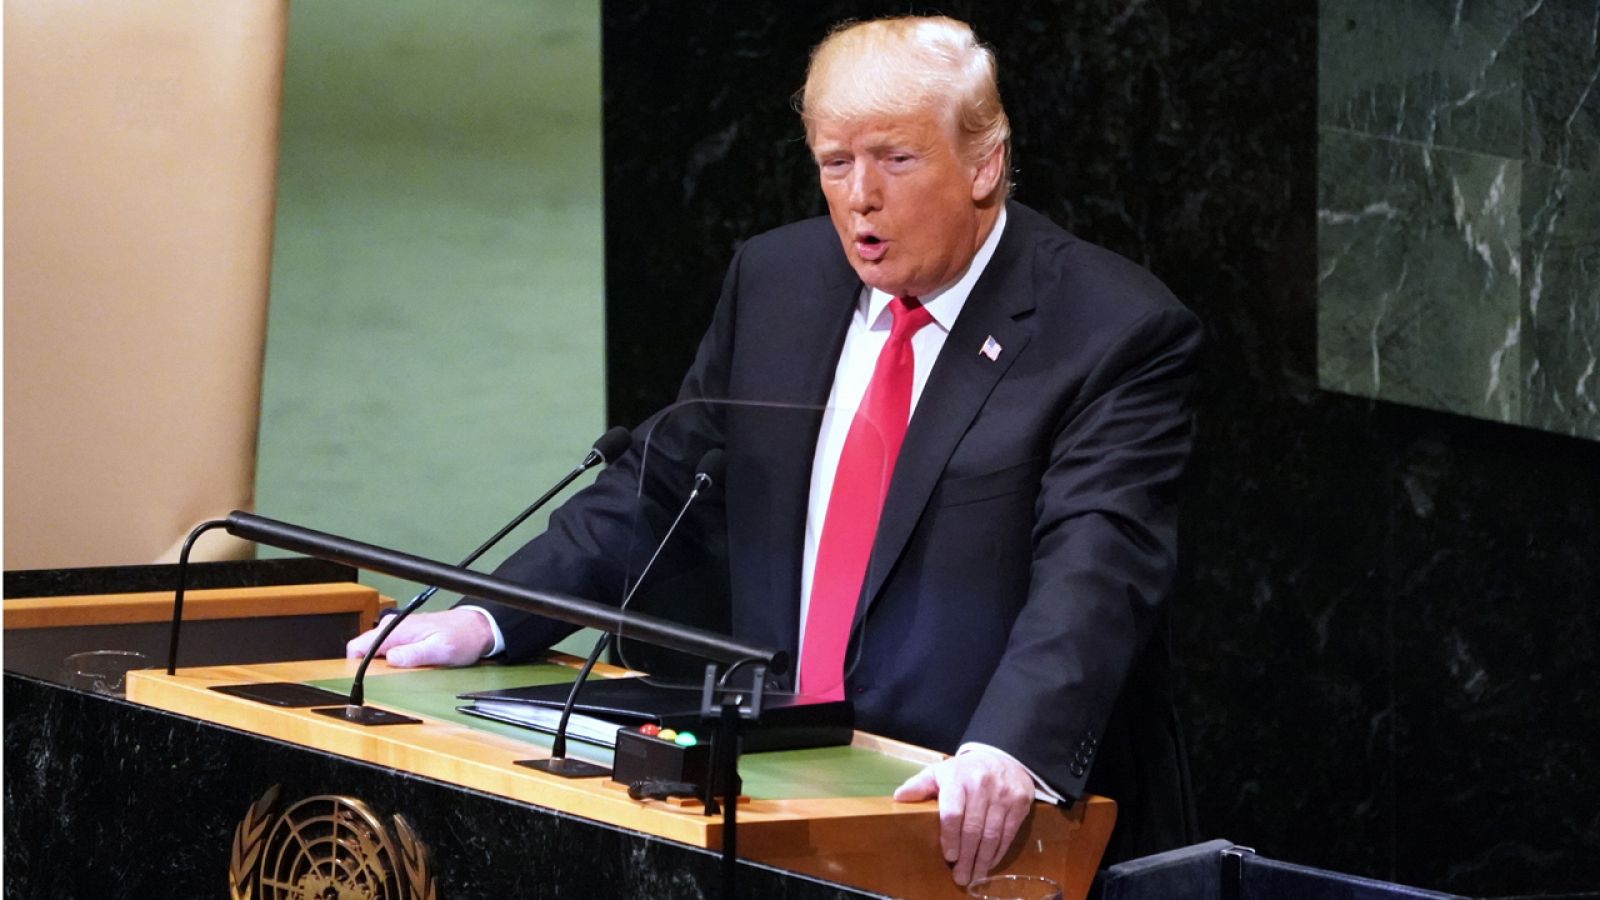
left=800, top=296, right=934, bottom=698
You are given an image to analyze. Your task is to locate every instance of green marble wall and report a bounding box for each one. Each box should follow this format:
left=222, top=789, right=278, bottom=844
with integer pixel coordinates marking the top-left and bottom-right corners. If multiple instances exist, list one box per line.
left=1318, top=0, right=1599, bottom=440
left=255, top=0, right=605, bottom=608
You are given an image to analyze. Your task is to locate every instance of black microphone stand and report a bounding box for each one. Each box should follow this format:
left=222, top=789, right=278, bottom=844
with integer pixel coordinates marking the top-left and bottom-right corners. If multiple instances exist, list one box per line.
left=525, top=448, right=725, bottom=777
left=701, top=660, right=766, bottom=900
left=319, top=427, right=631, bottom=725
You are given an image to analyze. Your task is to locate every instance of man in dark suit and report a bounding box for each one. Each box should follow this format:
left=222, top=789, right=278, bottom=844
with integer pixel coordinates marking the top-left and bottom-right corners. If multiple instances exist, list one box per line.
left=349, top=14, right=1200, bottom=885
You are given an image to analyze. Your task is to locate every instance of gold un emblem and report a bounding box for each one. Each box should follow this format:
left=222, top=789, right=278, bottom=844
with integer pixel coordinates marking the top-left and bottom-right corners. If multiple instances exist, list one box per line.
left=229, top=786, right=437, bottom=900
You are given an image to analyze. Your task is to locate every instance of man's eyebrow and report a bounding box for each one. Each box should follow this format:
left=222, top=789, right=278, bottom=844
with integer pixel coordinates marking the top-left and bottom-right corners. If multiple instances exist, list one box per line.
left=812, top=132, right=921, bottom=158
left=865, top=131, right=926, bottom=150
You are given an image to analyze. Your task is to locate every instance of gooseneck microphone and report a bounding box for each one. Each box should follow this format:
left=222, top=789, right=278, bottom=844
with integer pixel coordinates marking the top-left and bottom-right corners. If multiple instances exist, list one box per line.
left=170, top=510, right=783, bottom=675
left=326, top=426, right=633, bottom=725
left=527, top=447, right=726, bottom=778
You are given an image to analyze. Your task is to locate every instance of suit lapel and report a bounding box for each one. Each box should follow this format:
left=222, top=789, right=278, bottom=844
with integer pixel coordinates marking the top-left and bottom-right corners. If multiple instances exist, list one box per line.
left=856, top=216, right=1038, bottom=622
left=749, top=249, right=860, bottom=666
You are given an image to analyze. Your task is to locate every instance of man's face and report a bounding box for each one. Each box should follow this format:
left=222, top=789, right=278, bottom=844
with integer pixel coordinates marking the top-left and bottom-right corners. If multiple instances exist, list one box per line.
left=812, top=111, right=1001, bottom=299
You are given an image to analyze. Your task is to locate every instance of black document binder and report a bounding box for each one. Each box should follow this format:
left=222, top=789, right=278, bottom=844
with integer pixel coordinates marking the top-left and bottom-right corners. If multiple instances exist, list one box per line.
left=458, top=677, right=853, bottom=752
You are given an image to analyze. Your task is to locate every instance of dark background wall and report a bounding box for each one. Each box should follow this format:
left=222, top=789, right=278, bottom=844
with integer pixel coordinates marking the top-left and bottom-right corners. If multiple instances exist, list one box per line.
left=599, top=2, right=1600, bottom=896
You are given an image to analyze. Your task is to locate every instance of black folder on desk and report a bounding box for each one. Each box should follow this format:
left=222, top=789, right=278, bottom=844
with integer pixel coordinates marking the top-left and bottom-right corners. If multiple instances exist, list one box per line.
left=458, top=677, right=853, bottom=752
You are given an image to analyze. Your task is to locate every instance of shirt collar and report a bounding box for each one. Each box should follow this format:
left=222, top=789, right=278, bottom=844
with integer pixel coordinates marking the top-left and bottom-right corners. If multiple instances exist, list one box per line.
left=861, top=206, right=1009, bottom=333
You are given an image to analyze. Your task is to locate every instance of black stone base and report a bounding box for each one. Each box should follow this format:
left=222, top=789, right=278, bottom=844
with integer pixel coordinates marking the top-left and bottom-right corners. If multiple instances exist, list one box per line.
left=2, top=672, right=882, bottom=899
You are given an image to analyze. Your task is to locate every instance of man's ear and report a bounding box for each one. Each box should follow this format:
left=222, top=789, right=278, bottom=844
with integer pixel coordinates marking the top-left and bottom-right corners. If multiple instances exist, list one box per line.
left=970, top=144, right=1005, bottom=203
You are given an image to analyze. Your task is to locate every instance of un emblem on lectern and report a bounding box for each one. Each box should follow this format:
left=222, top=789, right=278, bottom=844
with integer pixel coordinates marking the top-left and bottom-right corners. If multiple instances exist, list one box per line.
left=229, top=786, right=437, bottom=900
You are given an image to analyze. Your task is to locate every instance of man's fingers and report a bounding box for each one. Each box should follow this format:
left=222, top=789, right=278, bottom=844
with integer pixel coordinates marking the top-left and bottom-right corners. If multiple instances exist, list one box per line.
left=889, top=753, right=1038, bottom=886
left=912, top=749, right=1038, bottom=886
left=978, top=761, right=1035, bottom=880
left=892, top=766, right=939, bottom=802
left=993, top=801, right=1028, bottom=876
left=385, top=633, right=448, bottom=668
left=341, top=610, right=493, bottom=668
left=347, top=617, right=417, bottom=660
left=972, top=788, right=1025, bottom=879
left=894, top=757, right=1011, bottom=884
left=345, top=630, right=376, bottom=659
left=946, top=770, right=985, bottom=884
left=971, top=800, right=1006, bottom=880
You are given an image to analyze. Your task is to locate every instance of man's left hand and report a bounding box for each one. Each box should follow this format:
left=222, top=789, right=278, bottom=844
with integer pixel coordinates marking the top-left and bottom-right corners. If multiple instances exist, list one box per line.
left=892, top=747, right=1035, bottom=886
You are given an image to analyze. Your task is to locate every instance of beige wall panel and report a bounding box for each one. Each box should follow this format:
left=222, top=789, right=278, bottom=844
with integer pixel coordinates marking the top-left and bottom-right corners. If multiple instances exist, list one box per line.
left=4, top=0, right=288, bottom=568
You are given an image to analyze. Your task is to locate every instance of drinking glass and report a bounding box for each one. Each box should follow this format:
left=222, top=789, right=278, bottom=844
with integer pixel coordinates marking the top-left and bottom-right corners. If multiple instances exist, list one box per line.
left=965, top=874, right=1064, bottom=900
left=62, top=650, right=151, bottom=696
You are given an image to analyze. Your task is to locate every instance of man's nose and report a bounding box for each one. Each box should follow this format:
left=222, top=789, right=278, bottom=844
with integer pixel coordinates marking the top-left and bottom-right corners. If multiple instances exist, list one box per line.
left=847, top=166, right=880, bottom=212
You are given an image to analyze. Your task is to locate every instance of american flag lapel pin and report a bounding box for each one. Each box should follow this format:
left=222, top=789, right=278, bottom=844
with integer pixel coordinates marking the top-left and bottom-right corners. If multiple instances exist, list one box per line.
left=980, top=335, right=1003, bottom=361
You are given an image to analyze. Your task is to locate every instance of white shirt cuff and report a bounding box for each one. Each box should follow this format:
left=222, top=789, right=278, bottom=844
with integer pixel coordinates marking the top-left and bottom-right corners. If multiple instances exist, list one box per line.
left=957, top=742, right=1067, bottom=805
left=457, top=604, right=506, bottom=657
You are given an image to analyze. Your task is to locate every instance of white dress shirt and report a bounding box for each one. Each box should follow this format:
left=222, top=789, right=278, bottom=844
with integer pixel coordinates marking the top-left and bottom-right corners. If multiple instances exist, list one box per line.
left=797, top=207, right=1008, bottom=659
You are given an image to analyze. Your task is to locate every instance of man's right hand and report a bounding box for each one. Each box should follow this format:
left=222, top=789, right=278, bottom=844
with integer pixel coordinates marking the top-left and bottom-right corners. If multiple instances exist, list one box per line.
left=345, top=608, right=494, bottom=668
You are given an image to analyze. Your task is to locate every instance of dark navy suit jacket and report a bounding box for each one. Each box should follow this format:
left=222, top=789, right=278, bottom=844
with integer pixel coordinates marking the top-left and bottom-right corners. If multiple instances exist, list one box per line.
left=475, top=201, right=1202, bottom=862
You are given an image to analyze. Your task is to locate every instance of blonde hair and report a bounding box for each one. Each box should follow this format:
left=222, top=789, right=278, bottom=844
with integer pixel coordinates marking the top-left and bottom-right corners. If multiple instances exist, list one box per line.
left=798, top=16, right=1011, bottom=196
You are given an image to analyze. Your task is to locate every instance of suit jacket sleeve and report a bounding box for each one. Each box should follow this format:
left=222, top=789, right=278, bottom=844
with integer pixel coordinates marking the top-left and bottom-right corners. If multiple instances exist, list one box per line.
left=959, top=302, right=1202, bottom=798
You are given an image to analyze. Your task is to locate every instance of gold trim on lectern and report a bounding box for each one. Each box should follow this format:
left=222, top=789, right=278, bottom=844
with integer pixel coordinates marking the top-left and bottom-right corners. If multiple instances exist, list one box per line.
left=3, top=583, right=385, bottom=632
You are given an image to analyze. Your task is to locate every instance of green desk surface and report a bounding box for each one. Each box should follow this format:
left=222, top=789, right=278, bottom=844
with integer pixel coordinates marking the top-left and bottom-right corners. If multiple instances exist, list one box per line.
left=308, top=664, right=924, bottom=800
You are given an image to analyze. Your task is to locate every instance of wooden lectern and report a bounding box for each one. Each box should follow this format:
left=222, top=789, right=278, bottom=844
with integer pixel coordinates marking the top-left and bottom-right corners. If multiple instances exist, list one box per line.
left=129, top=657, right=1115, bottom=898
left=7, top=575, right=1114, bottom=898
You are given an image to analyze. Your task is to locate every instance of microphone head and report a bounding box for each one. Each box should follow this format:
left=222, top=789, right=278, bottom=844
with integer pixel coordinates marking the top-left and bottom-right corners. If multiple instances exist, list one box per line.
left=591, top=426, right=633, bottom=465
left=694, top=448, right=727, bottom=489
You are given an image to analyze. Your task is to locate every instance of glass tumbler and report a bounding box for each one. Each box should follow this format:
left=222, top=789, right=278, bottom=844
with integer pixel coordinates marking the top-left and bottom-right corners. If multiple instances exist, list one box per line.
left=966, top=874, right=1063, bottom=900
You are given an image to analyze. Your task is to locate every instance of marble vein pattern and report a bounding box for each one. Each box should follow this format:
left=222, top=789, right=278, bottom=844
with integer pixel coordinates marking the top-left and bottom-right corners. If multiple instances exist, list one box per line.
left=1318, top=130, right=1524, bottom=425
left=1317, top=0, right=1600, bottom=440
left=1522, top=164, right=1600, bottom=436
